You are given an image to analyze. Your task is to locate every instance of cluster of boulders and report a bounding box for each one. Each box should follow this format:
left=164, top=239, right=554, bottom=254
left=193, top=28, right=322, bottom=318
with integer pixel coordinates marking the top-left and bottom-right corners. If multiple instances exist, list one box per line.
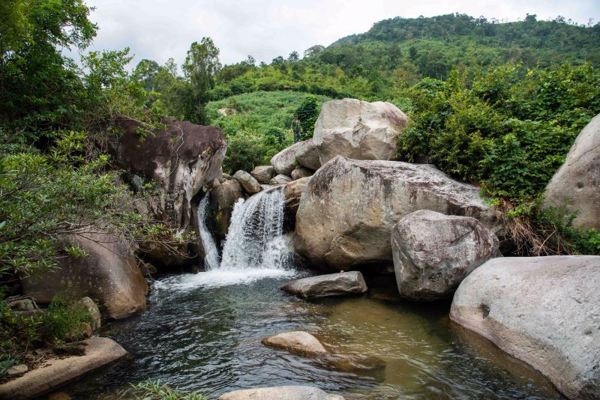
left=267, top=100, right=599, bottom=400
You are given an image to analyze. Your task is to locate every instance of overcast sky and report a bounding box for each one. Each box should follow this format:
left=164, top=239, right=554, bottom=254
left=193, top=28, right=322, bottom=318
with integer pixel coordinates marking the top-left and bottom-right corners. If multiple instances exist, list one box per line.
left=79, top=0, right=600, bottom=68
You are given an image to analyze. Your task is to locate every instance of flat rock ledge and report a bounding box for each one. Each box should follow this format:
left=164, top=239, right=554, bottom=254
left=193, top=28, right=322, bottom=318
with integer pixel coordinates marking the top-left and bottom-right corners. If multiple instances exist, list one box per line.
left=450, top=256, right=600, bottom=400
left=281, top=271, right=368, bottom=299
left=218, top=386, right=345, bottom=400
left=0, top=337, right=127, bottom=400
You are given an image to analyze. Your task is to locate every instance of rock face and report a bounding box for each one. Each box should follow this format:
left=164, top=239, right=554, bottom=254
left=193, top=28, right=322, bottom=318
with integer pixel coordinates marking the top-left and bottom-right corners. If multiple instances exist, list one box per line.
left=282, top=272, right=368, bottom=299
left=295, top=156, right=498, bottom=270
left=262, top=331, right=327, bottom=356
left=270, top=174, right=292, bottom=186
left=0, top=337, right=127, bottom=400
left=115, top=117, right=226, bottom=230
left=543, top=114, right=600, bottom=229
left=210, top=179, right=243, bottom=240
left=392, top=210, right=499, bottom=301
left=313, top=99, right=408, bottom=164
left=251, top=165, right=275, bottom=184
left=271, top=140, right=320, bottom=174
left=450, top=256, right=600, bottom=400
left=23, top=231, right=148, bottom=319
left=233, top=170, right=262, bottom=194
left=218, top=386, right=344, bottom=400
left=78, top=297, right=101, bottom=332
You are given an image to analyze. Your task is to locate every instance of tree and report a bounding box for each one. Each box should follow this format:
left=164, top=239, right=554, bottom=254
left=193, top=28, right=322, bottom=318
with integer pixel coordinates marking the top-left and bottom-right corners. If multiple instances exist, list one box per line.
left=288, top=51, right=300, bottom=62
left=182, top=37, right=221, bottom=123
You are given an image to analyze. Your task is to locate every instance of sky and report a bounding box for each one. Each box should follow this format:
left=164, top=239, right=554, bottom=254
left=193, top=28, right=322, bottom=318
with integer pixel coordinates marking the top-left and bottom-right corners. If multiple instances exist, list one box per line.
left=79, top=0, right=600, bottom=68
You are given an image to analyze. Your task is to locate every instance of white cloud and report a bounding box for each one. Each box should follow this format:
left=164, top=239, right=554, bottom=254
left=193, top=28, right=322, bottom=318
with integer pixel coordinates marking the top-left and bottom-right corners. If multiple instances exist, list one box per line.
left=79, top=0, right=600, bottom=69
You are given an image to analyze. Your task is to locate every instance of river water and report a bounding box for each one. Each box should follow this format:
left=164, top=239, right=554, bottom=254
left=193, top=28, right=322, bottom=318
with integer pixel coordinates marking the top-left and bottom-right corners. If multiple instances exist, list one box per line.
left=61, top=272, right=563, bottom=400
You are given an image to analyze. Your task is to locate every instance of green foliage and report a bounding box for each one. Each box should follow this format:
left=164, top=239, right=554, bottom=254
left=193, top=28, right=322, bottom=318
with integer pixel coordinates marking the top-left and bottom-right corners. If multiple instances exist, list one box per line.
left=183, top=37, right=221, bottom=123
left=294, top=96, right=321, bottom=141
left=536, top=207, right=600, bottom=255
left=126, top=381, right=205, bottom=400
left=0, top=296, right=92, bottom=365
left=397, top=63, right=599, bottom=202
left=0, top=131, right=143, bottom=277
left=206, top=91, right=329, bottom=172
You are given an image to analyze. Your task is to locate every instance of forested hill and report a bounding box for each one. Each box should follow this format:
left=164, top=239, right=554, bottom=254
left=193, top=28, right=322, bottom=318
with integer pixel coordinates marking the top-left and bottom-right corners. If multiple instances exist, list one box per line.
left=314, top=14, right=600, bottom=77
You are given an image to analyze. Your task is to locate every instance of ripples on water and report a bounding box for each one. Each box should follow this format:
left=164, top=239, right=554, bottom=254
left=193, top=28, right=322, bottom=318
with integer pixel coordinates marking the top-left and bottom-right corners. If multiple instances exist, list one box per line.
left=61, top=274, right=563, bottom=400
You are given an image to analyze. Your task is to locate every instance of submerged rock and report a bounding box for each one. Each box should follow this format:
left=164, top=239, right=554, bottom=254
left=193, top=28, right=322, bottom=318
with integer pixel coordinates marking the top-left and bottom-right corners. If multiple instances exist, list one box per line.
left=313, top=99, right=408, bottom=164
left=392, top=210, right=499, bottom=301
left=450, top=256, right=600, bottom=400
left=233, top=170, right=262, bottom=194
left=295, top=156, right=499, bottom=270
left=262, top=331, right=327, bottom=356
left=281, top=272, right=368, bottom=299
left=0, top=337, right=127, bottom=400
left=218, top=386, right=344, bottom=400
left=317, top=353, right=386, bottom=374
left=543, top=114, right=600, bottom=229
left=23, top=231, right=148, bottom=319
left=251, top=165, right=275, bottom=184
left=115, top=117, right=226, bottom=230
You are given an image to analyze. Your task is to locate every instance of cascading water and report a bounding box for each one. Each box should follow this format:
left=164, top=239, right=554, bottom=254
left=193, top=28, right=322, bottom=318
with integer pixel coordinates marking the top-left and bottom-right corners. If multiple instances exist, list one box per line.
left=220, top=187, right=291, bottom=270
left=197, top=194, right=220, bottom=270
left=163, top=187, right=296, bottom=291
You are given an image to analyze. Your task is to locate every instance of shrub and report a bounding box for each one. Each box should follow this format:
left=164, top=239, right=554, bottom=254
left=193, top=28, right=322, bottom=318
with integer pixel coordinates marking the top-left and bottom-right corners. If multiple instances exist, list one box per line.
left=126, top=381, right=206, bottom=400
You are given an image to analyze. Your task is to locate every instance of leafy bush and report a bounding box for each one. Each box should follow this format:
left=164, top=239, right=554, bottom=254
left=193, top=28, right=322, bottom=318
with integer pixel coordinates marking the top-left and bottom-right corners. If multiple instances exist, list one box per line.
left=0, top=296, right=92, bottom=368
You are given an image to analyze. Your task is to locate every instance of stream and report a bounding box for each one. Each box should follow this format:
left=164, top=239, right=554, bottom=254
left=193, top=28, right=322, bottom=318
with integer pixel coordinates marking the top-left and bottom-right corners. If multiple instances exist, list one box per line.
left=61, top=273, right=562, bottom=399
left=60, top=189, right=563, bottom=399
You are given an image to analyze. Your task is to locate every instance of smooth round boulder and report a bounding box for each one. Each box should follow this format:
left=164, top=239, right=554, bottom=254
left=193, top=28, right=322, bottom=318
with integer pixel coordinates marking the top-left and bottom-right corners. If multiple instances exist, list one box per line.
left=313, top=99, right=408, bottom=164
left=233, top=170, right=262, bottom=194
left=295, top=156, right=499, bottom=270
left=450, top=256, right=600, bottom=400
left=281, top=272, right=368, bottom=299
left=262, top=331, right=327, bottom=356
left=251, top=165, right=275, bottom=184
left=283, top=177, right=310, bottom=215
left=218, top=386, right=344, bottom=400
left=392, top=210, right=499, bottom=301
left=23, top=231, right=148, bottom=319
left=543, top=114, right=600, bottom=229
left=269, top=174, right=292, bottom=186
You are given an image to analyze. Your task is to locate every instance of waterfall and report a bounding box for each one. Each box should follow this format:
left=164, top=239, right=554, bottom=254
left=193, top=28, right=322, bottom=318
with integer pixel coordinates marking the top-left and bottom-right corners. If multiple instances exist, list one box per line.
left=220, top=187, right=291, bottom=270
left=197, top=194, right=220, bottom=270
left=179, top=187, right=295, bottom=290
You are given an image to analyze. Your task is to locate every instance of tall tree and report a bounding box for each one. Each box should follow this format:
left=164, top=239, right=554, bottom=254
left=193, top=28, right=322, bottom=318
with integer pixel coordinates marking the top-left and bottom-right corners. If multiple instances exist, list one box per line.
left=182, top=37, right=221, bottom=123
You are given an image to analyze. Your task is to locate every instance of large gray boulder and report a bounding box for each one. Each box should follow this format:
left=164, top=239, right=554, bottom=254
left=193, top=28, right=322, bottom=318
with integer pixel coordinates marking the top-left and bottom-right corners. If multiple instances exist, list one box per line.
left=0, top=337, right=127, bottom=400
left=313, top=99, right=408, bottom=164
left=233, top=170, right=262, bottom=194
left=219, top=386, right=344, bottom=400
left=295, top=156, right=499, bottom=270
left=23, top=231, right=148, bottom=319
left=271, top=140, right=319, bottom=175
left=543, top=114, right=600, bottom=229
left=450, top=256, right=600, bottom=400
left=281, top=272, right=367, bottom=299
left=392, top=210, right=499, bottom=301
left=115, top=118, right=226, bottom=230
left=251, top=165, right=275, bottom=184
left=290, top=167, right=313, bottom=180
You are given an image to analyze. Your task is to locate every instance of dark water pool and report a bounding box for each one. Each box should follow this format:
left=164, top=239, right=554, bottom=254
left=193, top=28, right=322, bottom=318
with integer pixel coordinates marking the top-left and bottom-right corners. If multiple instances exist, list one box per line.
left=60, top=272, right=563, bottom=399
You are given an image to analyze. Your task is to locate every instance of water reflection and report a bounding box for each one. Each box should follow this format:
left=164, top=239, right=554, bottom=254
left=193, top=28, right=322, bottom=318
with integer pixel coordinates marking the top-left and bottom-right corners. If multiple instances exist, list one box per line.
left=58, top=275, right=563, bottom=400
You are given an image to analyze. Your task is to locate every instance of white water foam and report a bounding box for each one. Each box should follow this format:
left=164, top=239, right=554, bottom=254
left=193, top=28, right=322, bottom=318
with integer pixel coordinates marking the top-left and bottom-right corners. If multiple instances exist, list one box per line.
left=197, top=194, right=220, bottom=270
left=177, top=187, right=295, bottom=290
